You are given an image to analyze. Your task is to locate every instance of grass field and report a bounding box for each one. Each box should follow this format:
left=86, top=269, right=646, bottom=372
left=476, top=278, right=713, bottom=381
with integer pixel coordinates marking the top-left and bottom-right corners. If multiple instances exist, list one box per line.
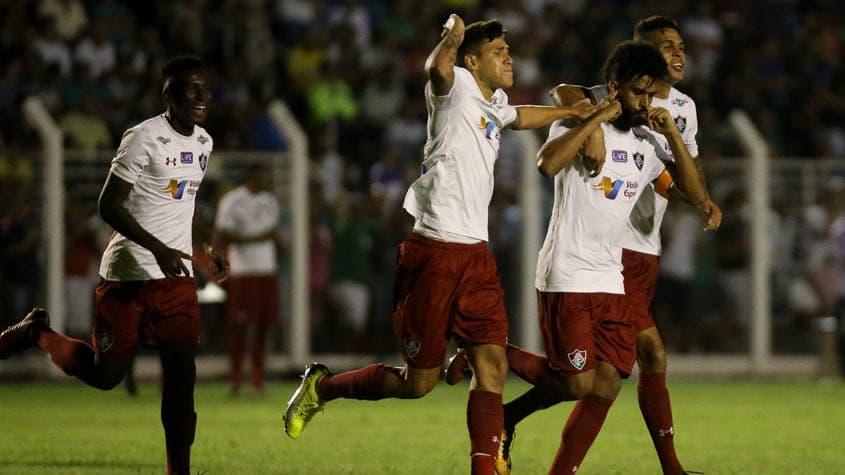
left=0, top=378, right=843, bottom=474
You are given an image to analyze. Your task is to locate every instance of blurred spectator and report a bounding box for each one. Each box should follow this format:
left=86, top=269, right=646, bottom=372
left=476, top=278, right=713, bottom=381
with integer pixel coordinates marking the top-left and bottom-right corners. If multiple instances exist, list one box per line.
left=38, top=0, right=88, bottom=42
left=63, top=204, right=100, bottom=338
left=59, top=94, right=113, bottom=150
left=74, top=22, right=117, bottom=78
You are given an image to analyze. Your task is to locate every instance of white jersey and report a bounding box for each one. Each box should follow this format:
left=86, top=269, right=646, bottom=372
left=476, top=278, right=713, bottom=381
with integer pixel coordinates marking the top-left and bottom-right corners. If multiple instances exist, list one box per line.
left=621, top=87, right=698, bottom=255
left=215, top=185, right=280, bottom=276
left=535, top=122, right=666, bottom=294
left=99, top=114, right=213, bottom=281
left=403, top=66, right=518, bottom=242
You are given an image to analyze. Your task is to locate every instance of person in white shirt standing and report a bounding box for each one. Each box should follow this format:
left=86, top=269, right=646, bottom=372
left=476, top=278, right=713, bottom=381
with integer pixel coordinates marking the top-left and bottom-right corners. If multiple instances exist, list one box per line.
left=283, top=14, right=595, bottom=474
left=0, top=55, right=228, bottom=475
left=215, top=163, right=280, bottom=396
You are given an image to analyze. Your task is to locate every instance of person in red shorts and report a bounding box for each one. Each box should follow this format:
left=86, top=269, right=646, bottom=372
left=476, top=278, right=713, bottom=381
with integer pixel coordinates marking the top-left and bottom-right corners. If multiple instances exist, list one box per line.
left=0, top=55, right=228, bottom=475
left=282, top=14, right=596, bottom=474
left=215, top=164, right=281, bottom=396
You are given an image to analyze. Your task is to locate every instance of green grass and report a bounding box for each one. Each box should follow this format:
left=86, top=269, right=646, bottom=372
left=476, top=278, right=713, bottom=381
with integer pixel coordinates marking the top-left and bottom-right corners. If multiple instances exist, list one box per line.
left=0, top=379, right=843, bottom=474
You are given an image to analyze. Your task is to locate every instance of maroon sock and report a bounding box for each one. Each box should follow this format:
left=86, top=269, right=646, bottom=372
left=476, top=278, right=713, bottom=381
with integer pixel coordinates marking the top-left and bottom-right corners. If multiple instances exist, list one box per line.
left=506, top=343, right=558, bottom=388
left=227, top=324, right=245, bottom=392
left=317, top=364, right=398, bottom=401
left=550, top=395, right=614, bottom=474
left=638, top=372, right=683, bottom=475
left=160, top=347, right=197, bottom=475
left=467, top=389, right=502, bottom=475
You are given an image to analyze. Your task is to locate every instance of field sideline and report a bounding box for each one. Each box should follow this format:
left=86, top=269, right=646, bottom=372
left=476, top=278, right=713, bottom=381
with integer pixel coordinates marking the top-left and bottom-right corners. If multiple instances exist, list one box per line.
left=0, top=379, right=842, bottom=474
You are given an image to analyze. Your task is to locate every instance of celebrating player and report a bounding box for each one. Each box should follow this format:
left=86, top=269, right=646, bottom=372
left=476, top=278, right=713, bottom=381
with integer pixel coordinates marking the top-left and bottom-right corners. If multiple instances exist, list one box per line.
left=283, top=14, right=596, bottom=474
left=0, top=55, right=227, bottom=475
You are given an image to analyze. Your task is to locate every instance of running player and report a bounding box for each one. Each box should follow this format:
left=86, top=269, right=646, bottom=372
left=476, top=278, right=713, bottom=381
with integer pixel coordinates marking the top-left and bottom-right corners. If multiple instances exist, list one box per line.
left=283, top=14, right=596, bottom=474
left=0, top=55, right=226, bottom=475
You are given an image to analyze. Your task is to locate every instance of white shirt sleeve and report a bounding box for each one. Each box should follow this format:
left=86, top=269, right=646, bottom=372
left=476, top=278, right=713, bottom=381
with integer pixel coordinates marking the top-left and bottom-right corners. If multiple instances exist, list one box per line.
left=110, top=126, right=153, bottom=184
left=214, top=192, right=237, bottom=231
left=684, top=99, right=699, bottom=158
left=426, top=66, right=466, bottom=110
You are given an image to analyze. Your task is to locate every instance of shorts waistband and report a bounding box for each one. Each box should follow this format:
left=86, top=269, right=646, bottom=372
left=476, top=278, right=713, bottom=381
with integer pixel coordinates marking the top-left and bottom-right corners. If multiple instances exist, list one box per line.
left=406, top=232, right=489, bottom=251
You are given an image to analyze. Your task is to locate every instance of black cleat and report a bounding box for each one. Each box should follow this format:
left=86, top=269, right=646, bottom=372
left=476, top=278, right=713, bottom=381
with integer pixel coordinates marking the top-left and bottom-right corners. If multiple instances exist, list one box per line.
left=0, top=308, right=49, bottom=359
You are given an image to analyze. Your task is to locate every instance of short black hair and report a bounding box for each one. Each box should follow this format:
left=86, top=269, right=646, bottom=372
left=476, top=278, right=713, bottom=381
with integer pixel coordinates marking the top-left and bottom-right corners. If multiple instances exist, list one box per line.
left=633, top=15, right=679, bottom=39
left=603, top=40, right=670, bottom=84
left=458, top=20, right=506, bottom=66
left=162, top=55, right=205, bottom=81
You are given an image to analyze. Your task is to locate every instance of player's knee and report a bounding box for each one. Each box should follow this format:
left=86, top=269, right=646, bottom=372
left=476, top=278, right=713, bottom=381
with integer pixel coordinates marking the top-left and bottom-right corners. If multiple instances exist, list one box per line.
left=637, top=338, right=667, bottom=372
left=562, top=376, right=592, bottom=400
left=404, top=377, right=437, bottom=398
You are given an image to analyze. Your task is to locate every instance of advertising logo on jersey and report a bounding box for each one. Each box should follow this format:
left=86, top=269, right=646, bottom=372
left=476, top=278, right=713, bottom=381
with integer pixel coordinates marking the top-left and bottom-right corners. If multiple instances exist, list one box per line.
left=479, top=116, right=499, bottom=140
left=672, top=97, right=689, bottom=107
left=611, top=150, right=628, bottom=163
left=197, top=135, right=209, bottom=145
left=674, top=116, right=687, bottom=133
left=180, top=151, right=193, bottom=164
left=157, top=136, right=171, bottom=145
left=164, top=179, right=201, bottom=199
left=594, top=176, right=624, bottom=199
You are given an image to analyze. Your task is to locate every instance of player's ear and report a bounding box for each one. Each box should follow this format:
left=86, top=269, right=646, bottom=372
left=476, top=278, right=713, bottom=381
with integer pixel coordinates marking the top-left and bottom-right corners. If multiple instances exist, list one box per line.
left=464, top=53, right=478, bottom=71
left=162, top=78, right=172, bottom=103
left=607, top=80, right=619, bottom=95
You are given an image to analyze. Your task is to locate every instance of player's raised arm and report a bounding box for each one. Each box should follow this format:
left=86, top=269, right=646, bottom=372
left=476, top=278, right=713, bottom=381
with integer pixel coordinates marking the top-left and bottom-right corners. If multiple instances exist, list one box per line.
left=425, top=14, right=465, bottom=96
left=551, top=84, right=608, bottom=176
left=536, top=96, right=620, bottom=177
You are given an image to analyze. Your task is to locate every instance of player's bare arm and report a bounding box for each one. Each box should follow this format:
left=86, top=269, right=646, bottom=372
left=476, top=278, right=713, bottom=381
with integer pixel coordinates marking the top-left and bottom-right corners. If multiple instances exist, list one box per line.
left=98, top=172, right=193, bottom=277
left=647, top=107, right=720, bottom=230
left=425, top=14, right=465, bottom=96
left=536, top=98, right=621, bottom=177
left=194, top=215, right=230, bottom=282
left=510, top=101, right=597, bottom=130
left=551, top=84, right=608, bottom=176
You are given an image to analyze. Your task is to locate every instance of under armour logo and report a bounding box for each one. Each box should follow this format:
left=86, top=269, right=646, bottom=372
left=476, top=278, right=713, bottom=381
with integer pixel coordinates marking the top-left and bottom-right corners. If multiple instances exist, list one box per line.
left=657, top=426, right=674, bottom=437
left=166, top=157, right=177, bottom=166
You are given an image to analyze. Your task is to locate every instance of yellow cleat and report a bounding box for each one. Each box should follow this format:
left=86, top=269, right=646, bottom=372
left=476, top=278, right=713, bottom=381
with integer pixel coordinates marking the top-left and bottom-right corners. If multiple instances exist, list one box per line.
left=284, top=363, right=330, bottom=439
left=495, top=427, right=514, bottom=475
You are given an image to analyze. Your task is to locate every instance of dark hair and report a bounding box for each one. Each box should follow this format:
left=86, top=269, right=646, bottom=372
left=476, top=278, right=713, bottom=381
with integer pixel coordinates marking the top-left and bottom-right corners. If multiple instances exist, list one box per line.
left=633, top=15, right=679, bottom=39
left=162, top=55, right=205, bottom=81
left=457, top=20, right=506, bottom=66
left=603, top=40, right=670, bottom=85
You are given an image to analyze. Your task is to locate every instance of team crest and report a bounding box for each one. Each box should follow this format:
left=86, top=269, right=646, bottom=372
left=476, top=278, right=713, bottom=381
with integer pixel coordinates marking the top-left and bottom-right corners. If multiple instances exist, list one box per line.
left=633, top=151, right=644, bottom=170
left=197, top=135, right=209, bottom=145
left=199, top=153, right=208, bottom=171
left=157, top=136, right=171, bottom=145
left=674, top=115, right=687, bottom=133
left=96, top=331, right=113, bottom=352
left=404, top=338, right=421, bottom=359
left=567, top=349, right=587, bottom=370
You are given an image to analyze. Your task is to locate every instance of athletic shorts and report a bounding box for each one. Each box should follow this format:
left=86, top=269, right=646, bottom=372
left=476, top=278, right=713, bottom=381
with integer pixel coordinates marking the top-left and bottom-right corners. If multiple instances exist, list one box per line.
left=92, top=277, right=200, bottom=360
left=393, top=233, right=509, bottom=369
left=622, top=249, right=660, bottom=333
left=225, top=274, right=279, bottom=325
left=537, top=290, right=637, bottom=377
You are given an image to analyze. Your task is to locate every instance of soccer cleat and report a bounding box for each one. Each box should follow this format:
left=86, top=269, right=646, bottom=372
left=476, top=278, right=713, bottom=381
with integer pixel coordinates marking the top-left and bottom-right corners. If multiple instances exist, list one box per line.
left=444, top=349, right=472, bottom=385
left=0, top=308, right=49, bottom=360
left=495, top=426, right=515, bottom=475
left=284, top=363, right=330, bottom=439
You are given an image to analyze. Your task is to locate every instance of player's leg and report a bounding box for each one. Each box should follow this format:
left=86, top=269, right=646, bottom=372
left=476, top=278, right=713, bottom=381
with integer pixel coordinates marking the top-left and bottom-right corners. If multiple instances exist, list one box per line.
left=24, top=281, right=141, bottom=389
left=549, top=360, right=620, bottom=474
left=148, top=277, right=201, bottom=475
left=463, top=342, right=507, bottom=474
left=637, top=326, right=685, bottom=475
left=250, top=321, right=269, bottom=394
left=227, top=321, right=246, bottom=395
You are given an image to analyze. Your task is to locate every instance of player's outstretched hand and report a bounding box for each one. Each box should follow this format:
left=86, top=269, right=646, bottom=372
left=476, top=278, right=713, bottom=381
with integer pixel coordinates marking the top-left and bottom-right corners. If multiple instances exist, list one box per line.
left=204, top=243, right=230, bottom=283
left=698, top=199, right=723, bottom=231
left=442, top=14, right=465, bottom=43
left=571, top=98, right=601, bottom=121
left=152, top=245, right=193, bottom=278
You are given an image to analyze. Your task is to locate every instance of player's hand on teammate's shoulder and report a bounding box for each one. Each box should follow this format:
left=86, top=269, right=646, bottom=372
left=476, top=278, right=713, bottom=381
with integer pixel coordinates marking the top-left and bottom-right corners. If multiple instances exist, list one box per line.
left=571, top=98, right=601, bottom=121
left=698, top=199, right=723, bottom=231
left=596, top=93, right=621, bottom=122
left=151, top=244, right=194, bottom=278
left=442, top=14, right=465, bottom=42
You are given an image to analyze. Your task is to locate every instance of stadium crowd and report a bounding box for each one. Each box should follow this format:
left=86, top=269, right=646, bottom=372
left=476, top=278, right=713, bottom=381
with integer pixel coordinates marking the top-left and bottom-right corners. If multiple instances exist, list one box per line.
left=1, top=0, right=844, bottom=356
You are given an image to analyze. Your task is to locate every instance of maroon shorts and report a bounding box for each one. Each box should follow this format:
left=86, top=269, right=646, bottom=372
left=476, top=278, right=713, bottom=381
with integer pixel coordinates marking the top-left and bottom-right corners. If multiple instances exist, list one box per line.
left=393, top=233, right=509, bottom=369
left=225, top=274, right=279, bottom=325
left=537, top=291, right=637, bottom=377
left=622, top=249, right=660, bottom=333
left=92, top=277, right=200, bottom=360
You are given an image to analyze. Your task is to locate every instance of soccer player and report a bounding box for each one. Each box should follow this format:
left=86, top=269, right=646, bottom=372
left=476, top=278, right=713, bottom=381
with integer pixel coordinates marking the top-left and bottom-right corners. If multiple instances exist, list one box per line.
left=0, top=55, right=227, bottom=475
left=283, top=14, right=596, bottom=474
left=215, top=163, right=281, bottom=396
left=448, top=17, right=720, bottom=475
